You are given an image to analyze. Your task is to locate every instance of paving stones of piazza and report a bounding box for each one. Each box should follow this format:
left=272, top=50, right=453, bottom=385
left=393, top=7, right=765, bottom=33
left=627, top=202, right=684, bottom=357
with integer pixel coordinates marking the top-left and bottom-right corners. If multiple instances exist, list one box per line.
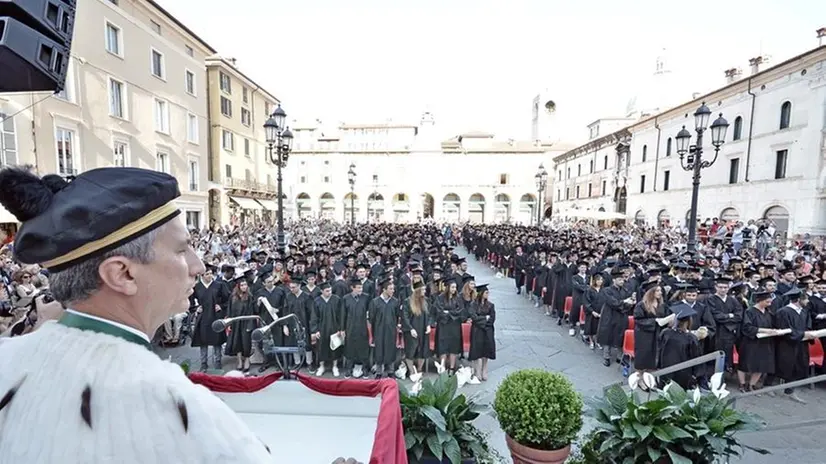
left=159, top=248, right=826, bottom=464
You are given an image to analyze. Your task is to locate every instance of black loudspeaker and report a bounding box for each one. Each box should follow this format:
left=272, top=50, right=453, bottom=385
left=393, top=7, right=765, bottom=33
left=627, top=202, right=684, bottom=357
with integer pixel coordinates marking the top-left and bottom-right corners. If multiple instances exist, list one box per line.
left=0, top=16, right=70, bottom=92
left=0, top=0, right=75, bottom=93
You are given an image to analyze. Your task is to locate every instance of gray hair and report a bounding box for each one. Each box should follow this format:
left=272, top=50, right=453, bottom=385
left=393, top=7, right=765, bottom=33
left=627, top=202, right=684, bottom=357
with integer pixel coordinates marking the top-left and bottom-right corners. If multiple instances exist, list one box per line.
left=49, top=228, right=159, bottom=305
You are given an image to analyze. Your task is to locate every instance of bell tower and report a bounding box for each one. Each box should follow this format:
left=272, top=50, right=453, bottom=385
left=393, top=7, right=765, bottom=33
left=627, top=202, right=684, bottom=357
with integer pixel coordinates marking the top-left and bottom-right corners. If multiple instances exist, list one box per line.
left=531, top=89, right=558, bottom=143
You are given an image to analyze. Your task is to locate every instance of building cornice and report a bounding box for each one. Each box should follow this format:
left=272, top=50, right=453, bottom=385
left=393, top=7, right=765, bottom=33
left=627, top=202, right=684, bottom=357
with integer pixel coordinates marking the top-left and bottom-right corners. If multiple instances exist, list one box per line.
left=206, top=58, right=280, bottom=104
left=145, top=0, right=218, bottom=54
left=553, top=129, right=631, bottom=164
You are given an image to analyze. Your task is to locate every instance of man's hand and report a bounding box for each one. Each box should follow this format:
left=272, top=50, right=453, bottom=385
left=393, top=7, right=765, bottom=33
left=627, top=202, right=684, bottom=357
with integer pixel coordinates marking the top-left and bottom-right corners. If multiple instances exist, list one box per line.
left=283, top=326, right=289, bottom=336
left=215, top=304, right=222, bottom=312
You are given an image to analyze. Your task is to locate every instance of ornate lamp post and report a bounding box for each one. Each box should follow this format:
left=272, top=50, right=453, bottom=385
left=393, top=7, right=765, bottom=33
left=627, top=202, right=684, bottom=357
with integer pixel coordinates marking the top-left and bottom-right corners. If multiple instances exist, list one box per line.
left=674, top=102, right=729, bottom=252
left=347, top=163, right=356, bottom=225
left=264, top=104, right=293, bottom=253
left=534, top=163, right=548, bottom=226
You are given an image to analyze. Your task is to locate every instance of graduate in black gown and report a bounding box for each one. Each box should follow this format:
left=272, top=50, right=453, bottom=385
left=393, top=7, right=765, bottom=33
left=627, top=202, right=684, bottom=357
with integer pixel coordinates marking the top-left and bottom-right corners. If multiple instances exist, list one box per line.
left=342, top=277, right=370, bottom=378
left=400, top=280, right=431, bottom=376
left=737, top=289, right=777, bottom=393
left=225, top=277, right=256, bottom=373
left=368, top=276, right=400, bottom=378
left=435, top=277, right=463, bottom=372
left=254, top=272, right=286, bottom=373
left=774, top=287, right=815, bottom=403
left=658, top=304, right=703, bottom=390
left=582, top=274, right=605, bottom=349
left=191, top=264, right=229, bottom=371
left=310, top=281, right=343, bottom=377
left=598, top=268, right=634, bottom=366
left=570, top=261, right=590, bottom=337
left=669, top=284, right=716, bottom=389
left=283, top=279, right=315, bottom=367
left=706, top=276, right=744, bottom=373
left=633, top=280, right=671, bottom=371
left=468, top=284, right=496, bottom=381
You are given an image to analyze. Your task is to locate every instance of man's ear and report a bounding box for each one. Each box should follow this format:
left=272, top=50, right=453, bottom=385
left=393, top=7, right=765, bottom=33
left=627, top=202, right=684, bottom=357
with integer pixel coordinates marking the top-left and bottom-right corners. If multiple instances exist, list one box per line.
left=98, top=257, right=138, bottom=296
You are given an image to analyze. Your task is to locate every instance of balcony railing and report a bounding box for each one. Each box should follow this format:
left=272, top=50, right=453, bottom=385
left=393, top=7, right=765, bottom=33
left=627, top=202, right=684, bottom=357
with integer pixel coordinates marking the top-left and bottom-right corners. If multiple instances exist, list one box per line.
left=223, top=177, right=277, bottom=193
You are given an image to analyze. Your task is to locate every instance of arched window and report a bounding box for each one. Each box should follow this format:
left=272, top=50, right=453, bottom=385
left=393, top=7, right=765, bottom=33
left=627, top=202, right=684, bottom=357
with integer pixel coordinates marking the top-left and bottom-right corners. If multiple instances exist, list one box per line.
left=666, top=137, right=672, bottom=156
left=732, top=116, right=743, bottom=141
left=642, top=145, right=648, bottom=162
left=779, top=101, right=791, bottom=130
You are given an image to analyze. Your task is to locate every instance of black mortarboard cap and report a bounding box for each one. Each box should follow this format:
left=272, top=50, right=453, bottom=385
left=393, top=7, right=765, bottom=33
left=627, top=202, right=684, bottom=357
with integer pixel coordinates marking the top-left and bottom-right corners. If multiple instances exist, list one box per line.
left=349, top=277, right=362, bottom=286
left=305, top=269, right=317, bottom=276
left=714, top=276, right=733, bottom=284
left=675, top=282, right=699, bottom=293
left=783, top=286, right=802, bottom=299
left=475, top=283, right=489, bottom=293
left=610, top=268, right=625, bottom=276
left=462, top=274, right=475, bottom=284
left=356, top=262, right=369, bottom=270
left=378, top=276, right=392, bottom=288
left=221, top=264, right=235, bottom=273
left=413, top=280, right=426, bottom=290
left=456, top=257, right=466, bottom=265
left=1, top=167, right=181, bottom=271
left=753, top=289, right=773, bottom=302
left=318, top=281, right=332, bottom=290
left=675, top=304, right=697, bottom=321
left=758, top=276, right=776, bottom=286
left=443, top=277, right=457, bottom=287
left=204, top=263, right=218, bottom=273
left=641, top=280, right=660, bottom=293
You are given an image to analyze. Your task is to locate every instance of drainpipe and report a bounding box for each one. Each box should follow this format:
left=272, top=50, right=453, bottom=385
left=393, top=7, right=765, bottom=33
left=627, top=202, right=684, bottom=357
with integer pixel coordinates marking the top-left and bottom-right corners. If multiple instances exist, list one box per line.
left=744, top=78, right=756, bottom=181
left=652, top=116, right=662, bottom=190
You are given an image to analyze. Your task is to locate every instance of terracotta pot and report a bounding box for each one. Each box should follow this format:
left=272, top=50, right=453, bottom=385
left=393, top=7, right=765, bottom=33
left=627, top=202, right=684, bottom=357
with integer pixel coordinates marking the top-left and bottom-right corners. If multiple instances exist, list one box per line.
left=419, top=454, right=475, bottom=464
left=505, top=435, right=571, bottom=464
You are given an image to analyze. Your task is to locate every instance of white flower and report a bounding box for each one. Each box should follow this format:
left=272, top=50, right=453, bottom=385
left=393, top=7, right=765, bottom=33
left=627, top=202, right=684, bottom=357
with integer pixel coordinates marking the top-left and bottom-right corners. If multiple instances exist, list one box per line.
left=434, top=360, right=446, bottom=374
left=628, top=372, right=641, bottom=390
left=692, top=388, right=702, bottom=403
left=709, top=372, right=730, bottom=399
left=411, top=380, right=423, bottom=395
left=455, top=367, right=473, bottom=388
left=627, top=371, right=657, bottom=391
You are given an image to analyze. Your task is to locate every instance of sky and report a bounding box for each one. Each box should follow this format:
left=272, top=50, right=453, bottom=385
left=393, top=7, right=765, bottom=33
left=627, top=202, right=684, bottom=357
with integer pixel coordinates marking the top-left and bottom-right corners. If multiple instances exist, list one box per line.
left=158, top=0, right=826, bottom=142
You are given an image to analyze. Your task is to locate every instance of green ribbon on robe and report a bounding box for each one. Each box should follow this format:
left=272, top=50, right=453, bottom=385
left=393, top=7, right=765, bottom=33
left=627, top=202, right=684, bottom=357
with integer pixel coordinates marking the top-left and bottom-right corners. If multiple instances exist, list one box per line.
left=57, top=311, right=152, bottom=350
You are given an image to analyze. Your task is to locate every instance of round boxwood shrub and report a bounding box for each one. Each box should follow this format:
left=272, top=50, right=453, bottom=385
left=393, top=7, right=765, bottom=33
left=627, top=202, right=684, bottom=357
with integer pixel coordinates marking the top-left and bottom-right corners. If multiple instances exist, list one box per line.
left=493, top=369, right=583, bottom=451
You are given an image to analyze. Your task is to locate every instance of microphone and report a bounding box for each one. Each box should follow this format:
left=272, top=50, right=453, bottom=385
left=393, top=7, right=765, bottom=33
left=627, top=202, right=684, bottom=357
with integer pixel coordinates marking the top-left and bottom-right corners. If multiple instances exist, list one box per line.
left=211, top=316, right=263, bottom=333
left=252, top=313, right=298, bottom=342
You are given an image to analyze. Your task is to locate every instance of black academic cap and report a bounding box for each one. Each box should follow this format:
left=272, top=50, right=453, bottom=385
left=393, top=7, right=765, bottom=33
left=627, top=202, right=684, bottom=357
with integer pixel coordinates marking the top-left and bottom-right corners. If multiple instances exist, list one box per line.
left=752, top=289, right=773, bottom=302
left=305, top=268, right=317, bottom=276
left=475, top=283, right=489, bottom=293
left=816, top=279, right=826, bottom=286
left=610, top=268, right=625, bottom=276
left=443, top=277, right=457, bottom=287
left=0, top=167, right=181, bottom=270
left=758, top=276, right=776, bottom=286
left=221, top=264, right=236, bottom=273
left=675, top=305, right=697, bottom=321
left=413, top=280, right=426, bottom=290
left=646, top=269, right=662, bottom=277
left=349, top=277, right=362, bottom=286
left=318, top=281, right=332, bottom=290
left=432, top=265, right=443, bottom=272
left=641, top=280, right=660, bottom=293
left=456, top=257, right=467, bottom=265
left=204, top=263, right=218, bottom=273
left=378, top=276, right=392, bottom=288
left=644, top=258, right=660, bottom=267
left=783, top=286, right=803, bottom=299
left=576, top=260, right=589, bottom=267
left=714, top=276, right=733, bottom=285
left=462, top=274, right=475, bottom=284
left=296, top=258, right=308, bottom=266
left=799, top=275, right=814, bottom=283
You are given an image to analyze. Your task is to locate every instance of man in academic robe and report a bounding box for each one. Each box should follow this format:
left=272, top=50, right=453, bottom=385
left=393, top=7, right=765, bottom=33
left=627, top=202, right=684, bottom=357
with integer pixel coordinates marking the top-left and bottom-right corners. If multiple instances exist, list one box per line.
left=706, top=276, right=743, bottom=373
left=368, top=277, right=400, bottom=378
left=0, top=166, right=272, bottom=462
left=255, top=273, right=286, bottom=372
left=191, top=264, right=230, bottom=371
left=774, top=287, right=816, bottom=404
left=283, top=279, right=315, bottom=368
left=597, top=268, right=634, bottom=367
left=806, top=279, right=826, bottom=331
left=342, top=278, right=371, bottom=378
left=513, top=245, right=528, bottom=295
left=331, top=264, right=350, bottom=298
left=310, top=282, right=343, bottom=377
left=570, top=261, right=590, bottom=337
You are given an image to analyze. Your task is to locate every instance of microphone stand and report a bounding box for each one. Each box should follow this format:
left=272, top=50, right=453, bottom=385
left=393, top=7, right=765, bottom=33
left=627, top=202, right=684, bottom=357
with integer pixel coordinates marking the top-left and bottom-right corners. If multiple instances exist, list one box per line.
left=252, top=313, right=306, bottom=379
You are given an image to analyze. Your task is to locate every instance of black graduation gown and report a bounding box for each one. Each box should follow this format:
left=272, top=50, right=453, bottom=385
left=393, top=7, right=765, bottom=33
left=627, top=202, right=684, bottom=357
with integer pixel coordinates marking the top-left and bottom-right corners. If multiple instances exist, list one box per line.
left=468, top=300, right=496, bottom=361
left=400, top=297, right=431, bottom=360
left=191, top=279, right=229, bottom=347
left=582, top=286, right=604, bottom=336
left=571, top=273, right=589, bottom=325
left=552, top=262, right=572, bottom=310
left=737, top=307, right=775, bottom=374
left=368, top=295, right=400, bottom=366
left=774, top=305, right=811, bottom=382
left=311, top=295, right=342, bottom=362
left=225, top=296, right=256, bottom=357
left=332, top=279, right=350, bottom=299
left=283, top=291, right=314, bottom=348
left=596, top=285, right=631, bottom=348
left=514, top=253, right=529, bottom=288
left=435, top=294, right=463, bottom=355
left=707, top=294, right=745, bottom=370
left=533, top=263, right=547, bottom=298
left=633, top=302, right=668, bottom=370
left=657, top=328, right=702, bottom=390
left=255, top=285, right=286, bottom=345
left=669, top=300, right=717, bottom=377
left=342, top=293, right=370, bottom=364
left=807, top=294, right=826, bottom=330
left=361, top=278, right=376, bottom=301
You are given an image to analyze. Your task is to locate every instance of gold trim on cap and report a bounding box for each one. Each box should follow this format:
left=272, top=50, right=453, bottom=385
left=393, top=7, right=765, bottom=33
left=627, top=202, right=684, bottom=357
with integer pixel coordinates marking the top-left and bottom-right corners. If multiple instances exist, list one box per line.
left=42, top=201, right=180, bottom=269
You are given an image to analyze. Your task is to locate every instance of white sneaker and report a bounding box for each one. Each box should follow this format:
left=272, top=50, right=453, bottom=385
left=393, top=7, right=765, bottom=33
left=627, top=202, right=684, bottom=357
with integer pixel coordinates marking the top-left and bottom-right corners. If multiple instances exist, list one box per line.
left=352, top=365, right=363, bottom=378
left=316, top=365, right=326, bottom=377
left=569, top=328, right=576, bottom=337
left=332, top=366, right=340, bottom=377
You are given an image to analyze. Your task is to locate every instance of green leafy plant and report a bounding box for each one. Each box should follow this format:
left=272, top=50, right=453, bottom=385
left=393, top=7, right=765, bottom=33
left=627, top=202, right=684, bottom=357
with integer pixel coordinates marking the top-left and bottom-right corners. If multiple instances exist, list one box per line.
left=399, top=372, right=494, bottom=464
left=179, top=360, right=190, bottom=375
left=586, top=381, right=768, bottom=464
left=493, top=369, right=583, bottom=451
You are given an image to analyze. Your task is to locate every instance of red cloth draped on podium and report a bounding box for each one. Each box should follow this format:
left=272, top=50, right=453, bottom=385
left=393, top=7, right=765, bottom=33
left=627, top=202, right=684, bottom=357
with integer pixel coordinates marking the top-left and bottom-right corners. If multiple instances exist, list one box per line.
left=189, top=372, right=407, bottom=464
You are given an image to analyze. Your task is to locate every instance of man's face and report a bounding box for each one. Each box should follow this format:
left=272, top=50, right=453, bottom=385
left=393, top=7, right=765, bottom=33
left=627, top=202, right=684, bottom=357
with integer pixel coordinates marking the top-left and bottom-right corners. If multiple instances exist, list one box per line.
left=384, top=283, right=395, bottom=297
left=290, top=282, right=300, bottom=294
left=684, top=291, right=697, bottom=304
left=352, top=283, right=363, bottom=296
left=202, top=269, right=214, bottom=283
left=322, top=287, right=332, bottom=298
left=135, top=219, right=203, bottom=320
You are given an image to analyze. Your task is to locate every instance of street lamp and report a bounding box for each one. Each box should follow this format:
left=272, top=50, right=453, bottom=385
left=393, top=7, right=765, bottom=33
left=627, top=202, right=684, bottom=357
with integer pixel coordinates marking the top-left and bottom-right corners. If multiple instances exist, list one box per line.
left=264, top=104, right=293, bottom=253
left=535, top=163, right=548, bottom=226
left=347, top=163, right=356, bottom=226
left=674, top=102, right=729, bottom=252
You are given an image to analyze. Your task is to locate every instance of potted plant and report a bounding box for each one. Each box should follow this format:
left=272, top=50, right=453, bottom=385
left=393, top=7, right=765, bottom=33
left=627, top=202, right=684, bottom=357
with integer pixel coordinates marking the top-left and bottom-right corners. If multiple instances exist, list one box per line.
left=399, top=372, right=500, bottom=464
left=585, top=372, right=768, bottom=463
left=493, top=369, right=583, bottom=464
